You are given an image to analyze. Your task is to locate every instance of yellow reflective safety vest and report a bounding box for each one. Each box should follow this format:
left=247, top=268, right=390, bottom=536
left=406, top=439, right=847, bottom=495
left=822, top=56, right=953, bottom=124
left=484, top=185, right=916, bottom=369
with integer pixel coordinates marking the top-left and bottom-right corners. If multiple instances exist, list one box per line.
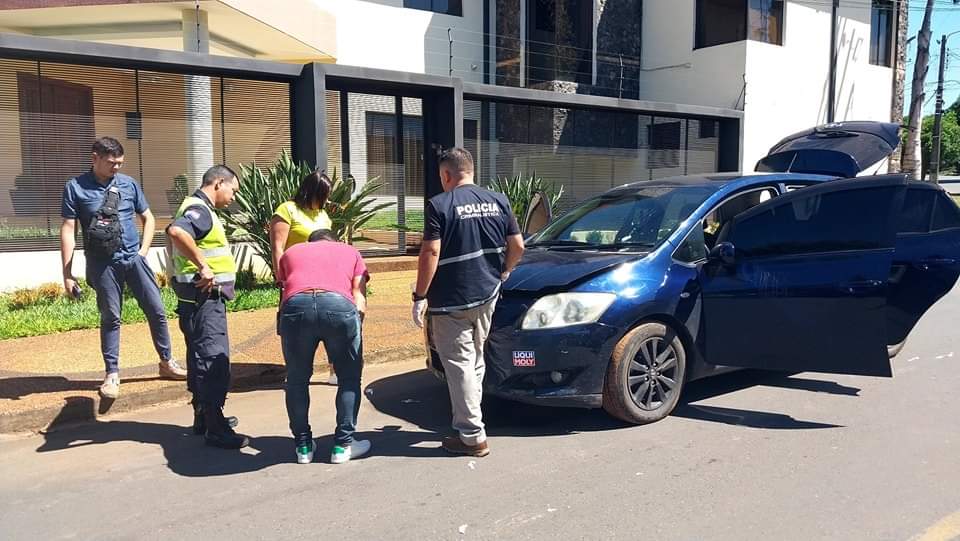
left=171, top=195, right=237, bottom=285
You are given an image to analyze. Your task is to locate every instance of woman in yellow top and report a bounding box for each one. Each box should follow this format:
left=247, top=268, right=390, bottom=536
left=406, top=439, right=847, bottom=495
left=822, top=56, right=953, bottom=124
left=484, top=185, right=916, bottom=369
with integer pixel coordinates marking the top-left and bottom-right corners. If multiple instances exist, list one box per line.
left=270, top=171, right=337, bottom=383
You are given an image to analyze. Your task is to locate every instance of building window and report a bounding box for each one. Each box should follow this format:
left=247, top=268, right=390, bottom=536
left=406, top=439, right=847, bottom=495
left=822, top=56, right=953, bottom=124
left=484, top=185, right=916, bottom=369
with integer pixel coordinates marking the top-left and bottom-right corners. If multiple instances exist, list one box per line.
left=403, top=0, right=462, bottom=16
left=870, top=0, right=895, bottom=67
left=526, top=0, right=594, bottom=85
left=696, top=0, right=783, bottom=49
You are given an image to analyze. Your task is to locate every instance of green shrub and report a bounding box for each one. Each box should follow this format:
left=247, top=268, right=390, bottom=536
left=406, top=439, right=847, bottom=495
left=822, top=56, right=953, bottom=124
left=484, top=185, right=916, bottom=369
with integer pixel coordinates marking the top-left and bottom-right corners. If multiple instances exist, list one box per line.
left=220, top=150, right=394, bottom=280
left=8, top=282, right=64, bottom=310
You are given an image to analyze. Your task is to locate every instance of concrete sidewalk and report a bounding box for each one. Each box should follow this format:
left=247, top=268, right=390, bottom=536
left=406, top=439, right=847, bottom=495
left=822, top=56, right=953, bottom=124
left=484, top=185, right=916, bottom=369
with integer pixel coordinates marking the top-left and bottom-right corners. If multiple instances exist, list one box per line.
left=0, top=268, right=423, bottom=434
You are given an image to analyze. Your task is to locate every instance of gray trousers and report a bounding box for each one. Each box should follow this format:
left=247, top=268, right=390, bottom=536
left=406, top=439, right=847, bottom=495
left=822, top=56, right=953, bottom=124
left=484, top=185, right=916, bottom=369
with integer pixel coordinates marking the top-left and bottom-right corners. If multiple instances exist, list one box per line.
left=429, top=299, right=497, bottom=445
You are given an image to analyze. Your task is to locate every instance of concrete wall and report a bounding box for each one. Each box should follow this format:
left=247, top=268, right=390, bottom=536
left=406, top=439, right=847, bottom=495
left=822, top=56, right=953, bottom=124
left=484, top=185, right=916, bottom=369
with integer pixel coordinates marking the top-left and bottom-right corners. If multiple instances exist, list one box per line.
left=639, top=0, right=894, bottom=172
left=0, top=243, right=272, bottom=293
left=741, top=1, right=894, bottom=171
left=315, top=0, right=485, bottom=82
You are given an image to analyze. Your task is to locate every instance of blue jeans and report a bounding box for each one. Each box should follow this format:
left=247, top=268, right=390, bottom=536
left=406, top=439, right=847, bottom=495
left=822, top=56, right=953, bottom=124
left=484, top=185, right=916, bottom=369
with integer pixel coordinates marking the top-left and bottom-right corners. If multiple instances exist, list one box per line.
left=279, top=292, right=363, bottom=446
left=87, top=255, right=173, bottom=374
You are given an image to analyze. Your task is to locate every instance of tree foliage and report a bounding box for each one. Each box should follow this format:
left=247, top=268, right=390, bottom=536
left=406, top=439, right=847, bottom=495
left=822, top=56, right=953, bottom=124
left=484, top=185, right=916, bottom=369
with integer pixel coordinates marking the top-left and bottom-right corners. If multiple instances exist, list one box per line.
left=219, top=150, right=392, bottom=278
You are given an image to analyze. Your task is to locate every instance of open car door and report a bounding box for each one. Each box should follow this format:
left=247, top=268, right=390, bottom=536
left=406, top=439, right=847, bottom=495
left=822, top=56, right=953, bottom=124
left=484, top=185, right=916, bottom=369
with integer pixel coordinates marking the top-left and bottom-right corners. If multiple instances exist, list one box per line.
left=700, top=175, right=906, bottom=377
left=887, top=183, right=960, bottom=348
left=523, top=191, right=552, bottom=238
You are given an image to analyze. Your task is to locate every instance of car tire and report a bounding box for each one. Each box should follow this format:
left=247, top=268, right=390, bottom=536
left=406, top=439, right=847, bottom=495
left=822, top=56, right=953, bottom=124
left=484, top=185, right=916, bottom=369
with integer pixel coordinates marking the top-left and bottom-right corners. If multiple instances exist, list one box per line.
left=602, top=322, right=686, bottom=425
left=888, top=340, right=906, bottom=359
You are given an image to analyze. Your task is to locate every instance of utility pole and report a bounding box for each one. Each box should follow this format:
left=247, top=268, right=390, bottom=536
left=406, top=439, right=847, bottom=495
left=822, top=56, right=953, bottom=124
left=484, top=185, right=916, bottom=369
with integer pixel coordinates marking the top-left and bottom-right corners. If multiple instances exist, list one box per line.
left=903, top=0, right=936, bottom=179
left=827, top=0, right=839, bottom=123
left=931, top=29, right=960, bottom=183
left=931, top=36, right=948, bottom=183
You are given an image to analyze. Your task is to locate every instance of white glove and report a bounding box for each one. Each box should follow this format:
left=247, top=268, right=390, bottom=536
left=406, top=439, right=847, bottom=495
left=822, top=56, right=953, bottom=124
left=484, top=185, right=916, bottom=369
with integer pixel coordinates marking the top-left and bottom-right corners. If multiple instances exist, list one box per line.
left=412, top=299, right=428, bottom=328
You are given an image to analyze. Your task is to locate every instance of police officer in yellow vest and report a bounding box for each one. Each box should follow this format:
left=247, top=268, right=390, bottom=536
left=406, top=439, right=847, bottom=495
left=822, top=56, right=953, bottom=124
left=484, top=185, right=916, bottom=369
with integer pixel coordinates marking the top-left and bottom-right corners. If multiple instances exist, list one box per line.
left=166, top=165, right=249, bottom=449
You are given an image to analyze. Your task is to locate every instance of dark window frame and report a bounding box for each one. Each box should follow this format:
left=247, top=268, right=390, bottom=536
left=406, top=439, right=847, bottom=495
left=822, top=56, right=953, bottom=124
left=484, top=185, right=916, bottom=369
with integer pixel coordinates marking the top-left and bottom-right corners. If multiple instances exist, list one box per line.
left=869, top=0, right=895, bottom=67
left=526, top=0, right=594, bottom=85
left=695, top=0, right=784, bottom=50
left=403, top=0, right=463, bottom=17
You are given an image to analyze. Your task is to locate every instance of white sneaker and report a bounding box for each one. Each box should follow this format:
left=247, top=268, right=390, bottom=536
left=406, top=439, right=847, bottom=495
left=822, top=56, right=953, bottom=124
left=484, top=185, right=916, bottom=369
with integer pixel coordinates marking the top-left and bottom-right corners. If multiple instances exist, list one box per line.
left=296, top=439, right=316, bottom=464
left=99, top=373, right=120, bottom=399
left=158, top=358, right=187, bottom=380
left=330, top=439, right=370, bottom=464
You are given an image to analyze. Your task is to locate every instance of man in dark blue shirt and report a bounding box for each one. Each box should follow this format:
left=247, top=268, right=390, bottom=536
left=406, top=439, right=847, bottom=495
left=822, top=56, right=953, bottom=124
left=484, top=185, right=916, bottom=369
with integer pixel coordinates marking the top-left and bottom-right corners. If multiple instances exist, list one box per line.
left=412, top=147, right=524, bottom=457
left=60, top=136, right=185, bottom=400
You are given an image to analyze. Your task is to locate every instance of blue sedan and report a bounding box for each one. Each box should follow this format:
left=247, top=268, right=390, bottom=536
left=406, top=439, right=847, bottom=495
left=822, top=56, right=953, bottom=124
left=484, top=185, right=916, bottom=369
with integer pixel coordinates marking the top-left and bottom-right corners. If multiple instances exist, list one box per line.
left=427, top=122, right=960, bottom=424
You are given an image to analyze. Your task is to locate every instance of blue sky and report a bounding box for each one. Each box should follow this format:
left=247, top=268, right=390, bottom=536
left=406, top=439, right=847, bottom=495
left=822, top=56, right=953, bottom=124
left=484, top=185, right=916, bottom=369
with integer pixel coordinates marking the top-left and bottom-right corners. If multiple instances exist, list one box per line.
left=906, top=2, right=960, bottom=115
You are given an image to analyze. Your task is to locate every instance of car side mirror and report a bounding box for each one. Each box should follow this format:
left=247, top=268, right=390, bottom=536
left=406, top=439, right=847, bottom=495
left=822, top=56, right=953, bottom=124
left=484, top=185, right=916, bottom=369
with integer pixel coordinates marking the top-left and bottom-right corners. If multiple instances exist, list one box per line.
left=708, top=242, right=736, bottom=265
left=523, top=191, right=552, bottom=238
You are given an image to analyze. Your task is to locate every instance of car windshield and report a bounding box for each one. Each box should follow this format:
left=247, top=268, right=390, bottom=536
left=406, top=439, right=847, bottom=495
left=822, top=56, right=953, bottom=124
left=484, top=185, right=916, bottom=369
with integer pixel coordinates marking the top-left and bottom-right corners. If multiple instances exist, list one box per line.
left=529, top=186, right=716, bottom=251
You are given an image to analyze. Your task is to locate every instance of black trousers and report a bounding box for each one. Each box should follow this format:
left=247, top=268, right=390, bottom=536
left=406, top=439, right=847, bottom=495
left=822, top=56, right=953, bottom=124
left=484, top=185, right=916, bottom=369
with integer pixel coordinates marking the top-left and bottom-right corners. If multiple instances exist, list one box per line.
left=176, top=293, right=231, bottom=407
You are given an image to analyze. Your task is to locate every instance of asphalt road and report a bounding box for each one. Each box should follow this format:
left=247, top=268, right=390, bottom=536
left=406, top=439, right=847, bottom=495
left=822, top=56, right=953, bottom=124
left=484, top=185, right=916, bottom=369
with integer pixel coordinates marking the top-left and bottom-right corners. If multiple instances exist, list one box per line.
left=2, top=287, right=960, bottom=541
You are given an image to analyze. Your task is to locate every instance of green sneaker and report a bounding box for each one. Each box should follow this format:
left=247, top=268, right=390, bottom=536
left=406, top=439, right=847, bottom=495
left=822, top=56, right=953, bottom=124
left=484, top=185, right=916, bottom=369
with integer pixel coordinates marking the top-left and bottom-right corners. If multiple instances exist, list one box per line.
left=295, top=437, right=315, bottom=464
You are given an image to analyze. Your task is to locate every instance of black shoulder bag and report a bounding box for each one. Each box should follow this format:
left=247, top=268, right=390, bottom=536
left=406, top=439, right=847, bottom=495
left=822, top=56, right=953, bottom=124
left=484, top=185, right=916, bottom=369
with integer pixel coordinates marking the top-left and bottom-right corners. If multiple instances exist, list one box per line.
left=85, top=185, right=123, bottom=257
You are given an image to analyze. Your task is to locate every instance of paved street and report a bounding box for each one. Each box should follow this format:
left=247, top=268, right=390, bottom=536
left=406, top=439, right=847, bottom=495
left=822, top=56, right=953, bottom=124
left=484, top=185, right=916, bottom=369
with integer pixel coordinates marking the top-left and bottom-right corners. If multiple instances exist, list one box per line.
left=2, top=287, right=960, bottom=541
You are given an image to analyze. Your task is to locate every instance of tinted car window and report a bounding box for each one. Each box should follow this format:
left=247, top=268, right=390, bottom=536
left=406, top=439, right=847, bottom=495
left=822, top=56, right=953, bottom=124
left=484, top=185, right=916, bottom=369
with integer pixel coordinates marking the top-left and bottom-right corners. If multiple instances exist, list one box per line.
left=674, top=223, right=707, bottom=263
left=532, top=186, right=715, bottom=249
left=897, top=188, right=935, bottom=234
left=932, top=193, right=960, bottom=231
left=731, top=186, right=896, bottom=258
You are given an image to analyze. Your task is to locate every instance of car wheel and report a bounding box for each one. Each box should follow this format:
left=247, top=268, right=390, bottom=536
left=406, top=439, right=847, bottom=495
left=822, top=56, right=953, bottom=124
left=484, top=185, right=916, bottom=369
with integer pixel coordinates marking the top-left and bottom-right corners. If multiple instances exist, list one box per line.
left=888, top=340, right=906, bottom=359
left=602, top=322, right=686, bottom=425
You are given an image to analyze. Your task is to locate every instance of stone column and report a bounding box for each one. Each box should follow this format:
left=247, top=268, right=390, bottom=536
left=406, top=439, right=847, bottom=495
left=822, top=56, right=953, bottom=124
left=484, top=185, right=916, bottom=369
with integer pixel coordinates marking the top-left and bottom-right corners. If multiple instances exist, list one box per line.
left=182, top=8, right=214, bottom=192
left=887, top=0, right=908, bottom=172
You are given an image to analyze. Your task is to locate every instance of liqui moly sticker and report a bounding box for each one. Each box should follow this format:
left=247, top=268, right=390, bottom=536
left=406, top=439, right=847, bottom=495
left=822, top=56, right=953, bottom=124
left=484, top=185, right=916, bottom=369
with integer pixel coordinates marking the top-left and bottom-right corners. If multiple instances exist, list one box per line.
left=513, top=351, right=536, bottom=367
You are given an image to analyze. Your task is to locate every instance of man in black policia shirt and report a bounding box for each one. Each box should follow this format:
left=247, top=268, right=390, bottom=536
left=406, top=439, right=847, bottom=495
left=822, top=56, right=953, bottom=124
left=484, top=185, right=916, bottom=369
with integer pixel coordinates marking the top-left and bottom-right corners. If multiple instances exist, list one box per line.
left=166, top=165, right=248, bottom=449
left=61, top=136, right=185, bottom=400
left=412, top=147, right=525, bottom=457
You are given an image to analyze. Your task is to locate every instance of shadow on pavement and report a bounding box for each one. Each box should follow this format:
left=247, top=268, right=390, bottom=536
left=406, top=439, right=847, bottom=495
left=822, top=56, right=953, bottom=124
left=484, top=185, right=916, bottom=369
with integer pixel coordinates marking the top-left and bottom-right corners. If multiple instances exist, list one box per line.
left=365, top=369, right=630, bottom=439
left=673, top=369, right=854, bottom=429
left=35, top=395, right=452, bottom=477
left=367, top=369, right=853, bottom=435
left=0, top=376, right=157, bottom=400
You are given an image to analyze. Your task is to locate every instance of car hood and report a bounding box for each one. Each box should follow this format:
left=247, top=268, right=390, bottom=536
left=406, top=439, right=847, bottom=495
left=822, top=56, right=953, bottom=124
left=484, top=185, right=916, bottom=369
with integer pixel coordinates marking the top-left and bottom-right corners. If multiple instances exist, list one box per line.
left=755, top=121, right=901, bottom=178
left=504, top=249, right=643, bottom=292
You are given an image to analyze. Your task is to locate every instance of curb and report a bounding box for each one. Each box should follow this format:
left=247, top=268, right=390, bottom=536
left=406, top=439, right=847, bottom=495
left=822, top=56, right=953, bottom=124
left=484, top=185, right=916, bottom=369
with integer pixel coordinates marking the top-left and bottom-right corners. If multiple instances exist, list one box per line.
left=0, top=343, right=424, bottom=435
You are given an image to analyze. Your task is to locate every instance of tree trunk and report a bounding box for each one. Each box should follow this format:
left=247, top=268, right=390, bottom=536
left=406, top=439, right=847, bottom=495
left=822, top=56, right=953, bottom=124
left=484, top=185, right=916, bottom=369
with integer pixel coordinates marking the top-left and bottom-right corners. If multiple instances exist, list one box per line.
left=902, top=0, right=935, bottom=179
left=887, top=0, right=909, bottom=172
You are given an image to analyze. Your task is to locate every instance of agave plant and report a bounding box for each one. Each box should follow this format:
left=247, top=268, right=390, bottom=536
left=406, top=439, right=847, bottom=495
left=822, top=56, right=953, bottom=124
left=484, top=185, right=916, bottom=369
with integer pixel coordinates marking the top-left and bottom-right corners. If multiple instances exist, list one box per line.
left=489, top=172, right=565, bottom=224
left=219, top=150, right=393, bottom=278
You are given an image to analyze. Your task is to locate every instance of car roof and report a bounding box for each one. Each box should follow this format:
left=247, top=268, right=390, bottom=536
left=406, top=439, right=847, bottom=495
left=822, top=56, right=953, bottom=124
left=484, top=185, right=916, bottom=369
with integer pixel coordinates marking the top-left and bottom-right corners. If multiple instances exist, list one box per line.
left=610, top=172, right=837, bottom=195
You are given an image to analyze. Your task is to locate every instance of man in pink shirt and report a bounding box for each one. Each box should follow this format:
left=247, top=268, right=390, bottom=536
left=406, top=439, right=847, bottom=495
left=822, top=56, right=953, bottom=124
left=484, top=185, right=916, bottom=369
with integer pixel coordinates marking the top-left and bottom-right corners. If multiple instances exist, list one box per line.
left=276, top=229, right=370, bottom=465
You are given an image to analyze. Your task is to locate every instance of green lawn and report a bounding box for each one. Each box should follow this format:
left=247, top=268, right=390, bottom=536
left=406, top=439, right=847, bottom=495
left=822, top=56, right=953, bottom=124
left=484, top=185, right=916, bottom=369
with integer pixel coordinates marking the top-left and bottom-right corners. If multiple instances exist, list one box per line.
left=364, top=210, right=424, bottom=231
left=0, top=285, right=280, bottom=340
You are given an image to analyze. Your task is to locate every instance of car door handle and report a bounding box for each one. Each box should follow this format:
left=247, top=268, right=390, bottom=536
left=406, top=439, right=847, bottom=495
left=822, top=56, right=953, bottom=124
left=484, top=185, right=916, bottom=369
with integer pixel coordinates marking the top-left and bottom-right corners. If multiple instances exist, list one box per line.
left=916, top=257, right=958, bottom=270
left=838, top=280, right=883, bottom=294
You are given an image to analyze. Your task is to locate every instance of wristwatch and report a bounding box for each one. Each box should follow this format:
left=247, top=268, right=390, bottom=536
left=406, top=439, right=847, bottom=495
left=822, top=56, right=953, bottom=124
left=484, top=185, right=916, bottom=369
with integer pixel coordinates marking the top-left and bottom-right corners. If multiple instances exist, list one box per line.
left=412, top=291, right=427, bottom=302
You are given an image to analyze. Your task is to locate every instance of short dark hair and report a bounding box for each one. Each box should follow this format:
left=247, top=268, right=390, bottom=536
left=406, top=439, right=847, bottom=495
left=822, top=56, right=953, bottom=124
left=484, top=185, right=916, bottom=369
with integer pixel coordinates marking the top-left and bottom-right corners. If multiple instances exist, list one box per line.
left=308, top=229, right=338, bottom=242
left=294, top=171, right=332, bottom=211
left=92, top=137, right=124, bottom=158
left=439, top=147, right=474, bottom=173
left=202, top=165, right=237, bottom=186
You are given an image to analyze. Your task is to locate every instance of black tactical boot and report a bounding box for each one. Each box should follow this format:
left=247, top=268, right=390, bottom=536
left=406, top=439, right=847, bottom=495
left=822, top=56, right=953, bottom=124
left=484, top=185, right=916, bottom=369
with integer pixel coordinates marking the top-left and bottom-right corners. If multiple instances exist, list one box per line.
left=193, top=400, right=238, bottom=435
left=203, top=405, right=249, bottom=449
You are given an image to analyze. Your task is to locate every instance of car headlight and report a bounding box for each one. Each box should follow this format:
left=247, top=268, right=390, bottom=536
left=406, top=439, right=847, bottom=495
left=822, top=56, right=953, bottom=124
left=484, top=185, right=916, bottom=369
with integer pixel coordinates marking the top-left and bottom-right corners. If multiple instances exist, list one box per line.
left=520, top=293, right=616, bottom=330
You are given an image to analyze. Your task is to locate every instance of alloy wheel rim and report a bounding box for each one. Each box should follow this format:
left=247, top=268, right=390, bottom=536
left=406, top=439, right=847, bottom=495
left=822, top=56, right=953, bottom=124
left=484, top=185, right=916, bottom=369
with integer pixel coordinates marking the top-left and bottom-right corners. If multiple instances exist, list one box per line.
left=627, top=336, right=679, bottom=411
